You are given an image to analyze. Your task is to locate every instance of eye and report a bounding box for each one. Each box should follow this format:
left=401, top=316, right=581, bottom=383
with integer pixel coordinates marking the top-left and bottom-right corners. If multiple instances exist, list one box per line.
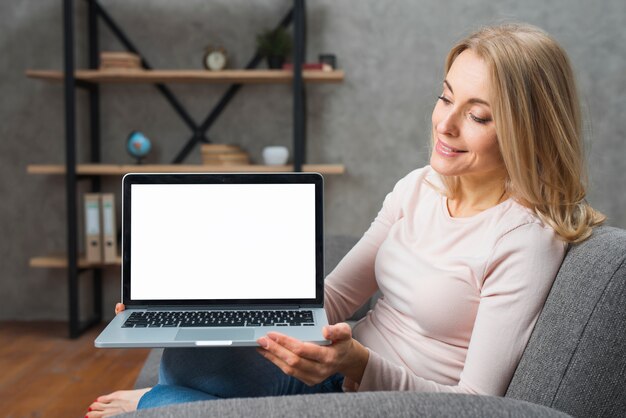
left=469, top=113, right=491, bottom=124
left=437, top=95, right=452, bottom=105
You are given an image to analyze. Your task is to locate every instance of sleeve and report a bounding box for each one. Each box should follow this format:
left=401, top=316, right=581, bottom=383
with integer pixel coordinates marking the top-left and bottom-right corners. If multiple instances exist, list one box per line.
left=356, top=222, right=566, bottom=395
left=323, top=172, right=414, bottom=325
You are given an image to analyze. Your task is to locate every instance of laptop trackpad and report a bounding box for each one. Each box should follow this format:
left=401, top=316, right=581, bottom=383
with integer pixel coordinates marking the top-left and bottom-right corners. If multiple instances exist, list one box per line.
left=175, top=328, right=254, bottom=341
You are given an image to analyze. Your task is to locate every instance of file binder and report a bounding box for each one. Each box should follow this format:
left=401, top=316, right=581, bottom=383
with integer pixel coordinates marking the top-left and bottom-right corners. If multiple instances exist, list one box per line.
left=84, top=193, right=102, bottom=263
left=101, top=193, right=118, bottom=263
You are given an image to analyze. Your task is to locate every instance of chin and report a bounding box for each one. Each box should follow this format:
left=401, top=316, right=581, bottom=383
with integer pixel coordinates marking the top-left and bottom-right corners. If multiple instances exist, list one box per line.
left=429, top=156, right=461, bottom=177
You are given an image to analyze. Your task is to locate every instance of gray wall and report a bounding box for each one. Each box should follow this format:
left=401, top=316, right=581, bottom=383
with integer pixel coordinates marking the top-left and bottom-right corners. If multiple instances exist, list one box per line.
left=1, top=0, right=624, bottom=321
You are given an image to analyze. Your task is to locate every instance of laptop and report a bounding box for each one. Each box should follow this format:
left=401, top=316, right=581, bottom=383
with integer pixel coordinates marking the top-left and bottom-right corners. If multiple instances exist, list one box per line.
left=95, top=172, right=330, bottom=348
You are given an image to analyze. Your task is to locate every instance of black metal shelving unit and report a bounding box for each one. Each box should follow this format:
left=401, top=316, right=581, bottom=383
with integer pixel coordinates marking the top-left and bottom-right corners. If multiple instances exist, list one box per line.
left=60, top=0, right=311, bottom=338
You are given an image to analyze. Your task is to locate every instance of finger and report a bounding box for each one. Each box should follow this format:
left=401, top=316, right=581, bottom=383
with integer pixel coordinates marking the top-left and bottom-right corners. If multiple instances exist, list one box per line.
left=115, top=303, right=125, bottom=315
left=323, top=323, right=352, bottom=341
left=258, top=336, right=322, bottom=372
left=265, top=332, right=326, bottom=363
left=256, top=347, right=319, bottom=386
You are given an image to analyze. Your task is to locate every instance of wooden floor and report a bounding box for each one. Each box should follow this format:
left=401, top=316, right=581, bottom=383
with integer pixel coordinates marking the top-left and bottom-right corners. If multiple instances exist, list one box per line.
left=0, top=321, right=149, bottom=418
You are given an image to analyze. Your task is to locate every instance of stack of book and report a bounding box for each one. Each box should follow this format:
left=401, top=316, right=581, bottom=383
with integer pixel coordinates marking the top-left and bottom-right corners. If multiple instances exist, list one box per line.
left=84, top=193, right=118, bottom=264
left=99, top=51, right=142, bottom=70
left=201, top=144, right=250, bottom=165
left=281, top=62, right=333, bottom=71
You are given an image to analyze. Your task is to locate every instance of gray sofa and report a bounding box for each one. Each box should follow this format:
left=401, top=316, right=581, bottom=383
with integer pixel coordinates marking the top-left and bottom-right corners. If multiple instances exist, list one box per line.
left=122, top=227, right=626, bottom=417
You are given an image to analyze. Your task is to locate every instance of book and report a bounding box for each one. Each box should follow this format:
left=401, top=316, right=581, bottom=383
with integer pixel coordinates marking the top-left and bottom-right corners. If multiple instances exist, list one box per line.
left=84, top=194, right=102, bottom=263
left=101, top=193, right=117, bottom=263
left=200, top=144, right=250, bottom=165
left=281, top=62, right=332, bottom=71
left=99, top=51, right=142, bottom=70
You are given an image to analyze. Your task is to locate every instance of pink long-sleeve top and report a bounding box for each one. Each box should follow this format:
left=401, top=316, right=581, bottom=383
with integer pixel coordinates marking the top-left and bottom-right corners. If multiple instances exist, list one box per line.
left=324, top=166, right=566, bottom=395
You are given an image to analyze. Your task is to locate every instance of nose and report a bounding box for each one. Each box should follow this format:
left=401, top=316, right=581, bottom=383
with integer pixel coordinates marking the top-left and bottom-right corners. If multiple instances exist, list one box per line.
left=435, top=108, right=459, bottom=137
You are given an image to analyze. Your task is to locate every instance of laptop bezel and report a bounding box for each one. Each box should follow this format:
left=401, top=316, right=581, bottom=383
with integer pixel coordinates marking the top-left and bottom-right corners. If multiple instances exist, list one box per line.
left=121, top=172, right=324, bottom=308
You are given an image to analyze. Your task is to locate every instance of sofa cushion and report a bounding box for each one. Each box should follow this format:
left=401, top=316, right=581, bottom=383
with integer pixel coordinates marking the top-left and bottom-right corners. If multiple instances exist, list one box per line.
left=119, top=392, right=571, bottom=418
left=134, top=349, right=163, bottom=390
left=324, top=234, right=359, bottom=276
left=506, top=226, right=626, bottom=417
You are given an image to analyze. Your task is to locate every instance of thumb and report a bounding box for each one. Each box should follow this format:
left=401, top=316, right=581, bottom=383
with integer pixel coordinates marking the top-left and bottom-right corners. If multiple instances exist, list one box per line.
left=324, top=323, right=352, bottom=341
left=115, top=303, right=125, bottom=315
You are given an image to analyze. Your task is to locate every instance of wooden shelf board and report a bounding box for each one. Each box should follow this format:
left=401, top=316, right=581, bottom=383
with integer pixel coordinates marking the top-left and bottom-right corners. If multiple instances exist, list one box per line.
left=30, top=255, right=121, bottom=269
left=26, top=69, right=344, bottom=84
left=27, top=163, right=345, bottom=175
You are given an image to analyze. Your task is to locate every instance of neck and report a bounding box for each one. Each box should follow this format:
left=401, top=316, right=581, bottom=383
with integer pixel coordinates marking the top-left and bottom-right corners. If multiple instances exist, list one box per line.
left=448, top=171, right=508, bottom=217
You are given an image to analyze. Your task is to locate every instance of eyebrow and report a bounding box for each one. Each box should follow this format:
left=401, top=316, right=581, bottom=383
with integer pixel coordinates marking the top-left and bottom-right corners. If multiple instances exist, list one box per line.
left=443, top=80, right=491, bottom=107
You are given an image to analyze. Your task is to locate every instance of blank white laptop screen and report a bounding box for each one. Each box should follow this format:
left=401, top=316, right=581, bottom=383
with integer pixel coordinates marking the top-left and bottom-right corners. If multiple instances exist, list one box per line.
left=130, top=183, right=316, bottom=300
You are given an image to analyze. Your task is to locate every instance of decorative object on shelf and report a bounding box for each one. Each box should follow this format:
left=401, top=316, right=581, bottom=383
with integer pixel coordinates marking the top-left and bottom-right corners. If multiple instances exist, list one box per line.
left=99, top=51, right=142, bottom=70
left=203, top=46, right=228, bottom=71
left=201, top=144, right=250, bottom=165
left=256, top=27, right=292, bottom=69
left=282, top=62, right=332, bottom=71
left=126, top=131, right=152, bottom=164
left=318, top=53, right=337, bottom=69
left=262, top=145, right=289, bottom=165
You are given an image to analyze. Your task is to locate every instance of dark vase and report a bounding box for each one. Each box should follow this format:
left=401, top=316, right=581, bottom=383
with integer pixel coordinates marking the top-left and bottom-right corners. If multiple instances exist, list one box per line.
left=267, top=55, right=285, bottom=69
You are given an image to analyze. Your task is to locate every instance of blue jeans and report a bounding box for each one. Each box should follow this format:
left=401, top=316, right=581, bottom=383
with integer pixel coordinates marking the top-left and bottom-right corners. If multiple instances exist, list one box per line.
left=138, top=347, right=345, bottom=409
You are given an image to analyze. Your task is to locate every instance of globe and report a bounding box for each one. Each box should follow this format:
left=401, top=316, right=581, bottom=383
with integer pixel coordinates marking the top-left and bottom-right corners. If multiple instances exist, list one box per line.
left=126, top=131, right=152, bottom=164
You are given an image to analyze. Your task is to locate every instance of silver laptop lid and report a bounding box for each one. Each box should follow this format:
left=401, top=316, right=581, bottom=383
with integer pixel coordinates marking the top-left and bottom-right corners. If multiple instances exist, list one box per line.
left=121, top=173, right=324, bottom=308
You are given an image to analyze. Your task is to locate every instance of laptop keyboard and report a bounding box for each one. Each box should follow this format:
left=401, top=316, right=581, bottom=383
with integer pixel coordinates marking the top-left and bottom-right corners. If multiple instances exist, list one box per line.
left=122, top=310, right=315, bottom=328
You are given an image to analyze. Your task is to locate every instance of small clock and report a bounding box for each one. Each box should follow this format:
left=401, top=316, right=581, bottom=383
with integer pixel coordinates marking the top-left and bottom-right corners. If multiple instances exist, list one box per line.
left=203, top=46, right=228, bottom=71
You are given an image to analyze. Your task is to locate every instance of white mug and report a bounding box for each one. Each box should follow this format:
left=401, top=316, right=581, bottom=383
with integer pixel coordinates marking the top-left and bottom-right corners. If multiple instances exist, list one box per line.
left=262, top=146, right=289, bottom=165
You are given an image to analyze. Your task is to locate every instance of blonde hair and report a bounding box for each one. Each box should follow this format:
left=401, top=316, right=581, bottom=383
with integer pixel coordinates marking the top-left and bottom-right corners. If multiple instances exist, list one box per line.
left=439, top=23, right=605, bottom=243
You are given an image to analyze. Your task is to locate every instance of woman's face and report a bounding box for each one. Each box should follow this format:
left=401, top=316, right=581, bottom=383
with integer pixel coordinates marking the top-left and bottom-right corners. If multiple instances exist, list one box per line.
left=430, top=50, right=506, bottom=181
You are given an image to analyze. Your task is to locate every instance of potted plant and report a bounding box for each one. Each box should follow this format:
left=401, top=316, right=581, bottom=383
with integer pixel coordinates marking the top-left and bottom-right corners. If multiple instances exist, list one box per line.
left=256, top=27, right=292, bottom=69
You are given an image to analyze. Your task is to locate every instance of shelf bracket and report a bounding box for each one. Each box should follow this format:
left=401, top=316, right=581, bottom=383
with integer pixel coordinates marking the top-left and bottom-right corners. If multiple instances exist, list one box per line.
left=90, top=0, right=297, bottom=165
left=91, top=0, right=201, bottom=135
left=171, top=7, right=296, bottom=163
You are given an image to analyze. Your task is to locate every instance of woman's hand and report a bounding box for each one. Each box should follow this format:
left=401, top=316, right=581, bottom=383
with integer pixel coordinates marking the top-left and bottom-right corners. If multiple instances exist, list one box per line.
left=115, top=303, right=125, bottom=315
left=256, top=323, right=369, bottom=387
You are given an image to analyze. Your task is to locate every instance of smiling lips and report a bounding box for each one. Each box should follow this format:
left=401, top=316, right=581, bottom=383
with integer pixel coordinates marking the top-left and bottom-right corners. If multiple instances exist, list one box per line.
left=436, top=140, right=468, bottom=157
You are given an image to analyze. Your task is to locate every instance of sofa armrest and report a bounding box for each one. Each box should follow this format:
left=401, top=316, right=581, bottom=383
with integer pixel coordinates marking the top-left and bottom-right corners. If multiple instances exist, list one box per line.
left=119, top=392, right=572, bottom=417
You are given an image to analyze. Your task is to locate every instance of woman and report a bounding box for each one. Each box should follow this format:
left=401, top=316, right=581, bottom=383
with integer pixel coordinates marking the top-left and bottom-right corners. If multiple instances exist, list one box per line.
left=87, top=22, right=605, bottom=416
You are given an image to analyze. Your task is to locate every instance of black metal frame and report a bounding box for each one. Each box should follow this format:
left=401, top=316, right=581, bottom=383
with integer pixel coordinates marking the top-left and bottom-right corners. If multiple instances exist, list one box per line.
left=62, top=0, right=309, bottom=337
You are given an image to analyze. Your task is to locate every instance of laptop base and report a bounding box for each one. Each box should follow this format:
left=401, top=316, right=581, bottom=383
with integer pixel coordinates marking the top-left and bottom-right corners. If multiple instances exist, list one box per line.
left=95, top=308, right=331, bottom=348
